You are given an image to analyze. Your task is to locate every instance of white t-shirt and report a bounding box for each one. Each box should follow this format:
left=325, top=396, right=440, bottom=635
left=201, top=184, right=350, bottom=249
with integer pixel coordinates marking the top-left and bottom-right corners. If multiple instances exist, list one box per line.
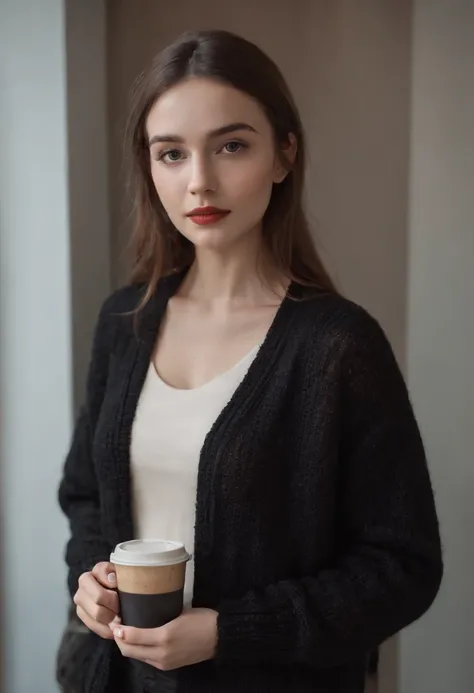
left=130, top=345, right=259, bottom=607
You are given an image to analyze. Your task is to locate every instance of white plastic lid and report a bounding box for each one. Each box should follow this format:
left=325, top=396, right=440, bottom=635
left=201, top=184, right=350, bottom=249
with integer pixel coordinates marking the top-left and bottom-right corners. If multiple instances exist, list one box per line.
left=110, top=539, right=191, bottom=567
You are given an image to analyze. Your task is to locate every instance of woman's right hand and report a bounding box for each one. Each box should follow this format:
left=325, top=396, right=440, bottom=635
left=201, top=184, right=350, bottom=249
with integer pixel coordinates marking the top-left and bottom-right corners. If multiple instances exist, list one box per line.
left=73, top=561, right=120, bottom=640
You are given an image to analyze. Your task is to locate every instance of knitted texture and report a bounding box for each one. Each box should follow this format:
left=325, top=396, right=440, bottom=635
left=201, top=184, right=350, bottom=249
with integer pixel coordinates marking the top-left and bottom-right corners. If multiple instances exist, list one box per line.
left=58, top=272, right=442, bottom=693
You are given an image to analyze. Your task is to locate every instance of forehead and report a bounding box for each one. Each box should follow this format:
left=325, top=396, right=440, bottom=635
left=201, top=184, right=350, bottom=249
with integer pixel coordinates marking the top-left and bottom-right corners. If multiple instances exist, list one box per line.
left=146, top=77, right=271, bottom=139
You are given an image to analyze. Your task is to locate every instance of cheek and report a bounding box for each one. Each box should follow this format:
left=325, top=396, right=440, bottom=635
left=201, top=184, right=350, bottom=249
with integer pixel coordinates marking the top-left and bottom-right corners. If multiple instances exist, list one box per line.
left=151, top=166, right=170, bottom=198
left=228, top=161, right=274, bottom=208
left=150, top=166, right=181, bottom=216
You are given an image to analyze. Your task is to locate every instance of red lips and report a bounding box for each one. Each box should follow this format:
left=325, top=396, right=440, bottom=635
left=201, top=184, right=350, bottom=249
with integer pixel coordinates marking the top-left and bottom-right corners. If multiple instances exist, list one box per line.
left=186, top=206, right=230, bottom=226
left=186, top=206, right=230, bottom=216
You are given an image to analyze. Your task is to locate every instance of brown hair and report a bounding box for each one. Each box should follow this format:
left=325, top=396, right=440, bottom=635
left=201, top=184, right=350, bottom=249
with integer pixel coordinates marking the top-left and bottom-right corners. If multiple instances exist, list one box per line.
left=125, top=29, right=337, bottom=306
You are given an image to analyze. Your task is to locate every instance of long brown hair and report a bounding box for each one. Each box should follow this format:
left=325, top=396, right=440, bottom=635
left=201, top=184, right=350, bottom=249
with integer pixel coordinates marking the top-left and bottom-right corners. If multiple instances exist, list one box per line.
left=125, top=29, right=337, bottom=306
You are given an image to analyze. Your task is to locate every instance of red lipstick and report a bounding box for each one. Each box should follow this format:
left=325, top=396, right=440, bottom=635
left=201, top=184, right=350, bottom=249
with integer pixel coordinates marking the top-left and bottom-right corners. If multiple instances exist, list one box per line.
left=186, top=206, right=230, bottom=225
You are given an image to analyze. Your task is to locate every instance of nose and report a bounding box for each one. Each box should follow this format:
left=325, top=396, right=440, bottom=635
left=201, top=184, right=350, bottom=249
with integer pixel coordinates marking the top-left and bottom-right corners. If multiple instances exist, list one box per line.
left=187, top=154, right=217, bottom=196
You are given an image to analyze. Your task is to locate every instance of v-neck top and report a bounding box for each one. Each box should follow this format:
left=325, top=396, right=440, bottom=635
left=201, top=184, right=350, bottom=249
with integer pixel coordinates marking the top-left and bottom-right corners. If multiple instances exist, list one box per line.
left=130, top=344, right=260, bottom=606
left=58, top=269, right=442, bottom=693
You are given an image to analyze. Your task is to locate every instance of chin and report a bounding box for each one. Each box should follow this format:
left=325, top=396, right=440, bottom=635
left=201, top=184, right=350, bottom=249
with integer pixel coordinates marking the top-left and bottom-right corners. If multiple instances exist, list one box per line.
left=186, top=227, right=235, bottom=249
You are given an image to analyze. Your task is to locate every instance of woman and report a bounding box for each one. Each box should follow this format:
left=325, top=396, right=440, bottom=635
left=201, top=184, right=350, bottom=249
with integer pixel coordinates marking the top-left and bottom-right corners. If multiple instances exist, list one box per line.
left=58, top=29, right=442, bottom=693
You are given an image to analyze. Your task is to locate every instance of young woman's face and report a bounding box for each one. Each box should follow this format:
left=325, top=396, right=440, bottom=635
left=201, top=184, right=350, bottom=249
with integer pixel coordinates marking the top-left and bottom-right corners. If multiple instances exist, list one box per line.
left=146, top=77, right=288, bottom=252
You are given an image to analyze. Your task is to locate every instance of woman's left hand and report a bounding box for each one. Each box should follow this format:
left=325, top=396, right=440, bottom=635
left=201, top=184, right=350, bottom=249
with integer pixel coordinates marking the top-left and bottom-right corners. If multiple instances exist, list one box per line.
left=110, top=608, right=219, bottom=671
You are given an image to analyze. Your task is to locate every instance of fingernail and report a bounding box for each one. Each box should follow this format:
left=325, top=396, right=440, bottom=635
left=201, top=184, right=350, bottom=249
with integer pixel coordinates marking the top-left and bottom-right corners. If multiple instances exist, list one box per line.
left=114, top=627, right=123, bottom=639
left=107, top=572, right=116, bottom=584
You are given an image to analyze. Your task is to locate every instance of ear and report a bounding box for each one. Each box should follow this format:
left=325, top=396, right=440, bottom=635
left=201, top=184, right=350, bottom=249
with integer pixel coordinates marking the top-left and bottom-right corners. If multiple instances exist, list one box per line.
left=273, top=133, right=298, bottom=184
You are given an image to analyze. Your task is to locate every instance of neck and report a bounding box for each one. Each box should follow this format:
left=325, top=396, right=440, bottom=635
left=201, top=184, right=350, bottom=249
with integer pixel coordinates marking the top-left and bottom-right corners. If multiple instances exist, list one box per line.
left=179, top=233, right=288, bottom=306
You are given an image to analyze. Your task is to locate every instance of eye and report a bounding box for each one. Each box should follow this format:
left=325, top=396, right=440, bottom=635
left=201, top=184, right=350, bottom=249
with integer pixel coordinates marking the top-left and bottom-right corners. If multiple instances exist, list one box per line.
left=220, top=141, right=247, bottom=154
left=156, top=149, right=183, bottom=164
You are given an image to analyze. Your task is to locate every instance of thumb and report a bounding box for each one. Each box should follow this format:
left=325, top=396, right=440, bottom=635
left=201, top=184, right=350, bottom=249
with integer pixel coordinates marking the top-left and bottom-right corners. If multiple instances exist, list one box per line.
left=92, top=561, right=117, bottom=589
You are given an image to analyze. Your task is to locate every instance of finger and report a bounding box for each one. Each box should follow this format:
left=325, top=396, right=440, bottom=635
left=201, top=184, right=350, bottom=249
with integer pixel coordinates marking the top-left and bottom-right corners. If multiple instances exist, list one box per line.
left=75, top=590, right=118, bottom=626
left=108, top=616, right=121, bottom=632
left=92, top=561, right=117, bottom=589
left=112, top=625, right=166, bottom=647
left=78, top=572, right=119, bottom=613
left=76, top=605, right=115, bottom=640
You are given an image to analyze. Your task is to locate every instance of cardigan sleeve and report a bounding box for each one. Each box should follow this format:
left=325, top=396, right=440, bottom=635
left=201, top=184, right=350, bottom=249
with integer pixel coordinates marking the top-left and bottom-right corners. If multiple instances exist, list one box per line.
left=215, top=310, right=443, bottom=668
left=58, top=297, right=116, bottom=599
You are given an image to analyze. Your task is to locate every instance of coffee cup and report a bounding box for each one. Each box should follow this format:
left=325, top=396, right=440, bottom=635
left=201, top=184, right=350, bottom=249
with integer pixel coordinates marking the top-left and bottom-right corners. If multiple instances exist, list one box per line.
left=110, top=539, right=191, bottom=629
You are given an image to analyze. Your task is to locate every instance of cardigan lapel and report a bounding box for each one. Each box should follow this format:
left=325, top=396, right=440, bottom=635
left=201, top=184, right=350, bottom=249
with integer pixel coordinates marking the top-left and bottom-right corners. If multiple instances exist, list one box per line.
left=107, top=271, right=187, bottom=545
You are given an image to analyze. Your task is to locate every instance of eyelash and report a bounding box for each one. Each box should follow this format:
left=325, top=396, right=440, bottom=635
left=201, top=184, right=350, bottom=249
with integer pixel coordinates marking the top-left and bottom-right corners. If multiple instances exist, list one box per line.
left=155, top=140, right=248, bottom=164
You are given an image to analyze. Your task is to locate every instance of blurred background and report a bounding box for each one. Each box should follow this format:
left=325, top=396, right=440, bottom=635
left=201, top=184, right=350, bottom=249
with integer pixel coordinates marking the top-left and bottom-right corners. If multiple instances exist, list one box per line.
left=0, top=0, right=473, bottom=691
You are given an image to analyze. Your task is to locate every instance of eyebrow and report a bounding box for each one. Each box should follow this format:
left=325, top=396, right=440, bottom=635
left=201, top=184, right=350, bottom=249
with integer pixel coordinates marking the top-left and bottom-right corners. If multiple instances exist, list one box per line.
left=148, top=122, right=258, bottom=146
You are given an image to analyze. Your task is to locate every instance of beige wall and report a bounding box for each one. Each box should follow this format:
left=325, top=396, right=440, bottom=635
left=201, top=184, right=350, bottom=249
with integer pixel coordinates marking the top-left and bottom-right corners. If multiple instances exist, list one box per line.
left=67, top=0, right=111, bottom=413
left=300, top=1, right=412, bottom=364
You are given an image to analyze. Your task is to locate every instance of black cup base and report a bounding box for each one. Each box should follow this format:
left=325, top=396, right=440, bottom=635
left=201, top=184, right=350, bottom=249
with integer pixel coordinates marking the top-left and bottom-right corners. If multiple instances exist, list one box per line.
left=118, top=588, right=184, bottom=629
